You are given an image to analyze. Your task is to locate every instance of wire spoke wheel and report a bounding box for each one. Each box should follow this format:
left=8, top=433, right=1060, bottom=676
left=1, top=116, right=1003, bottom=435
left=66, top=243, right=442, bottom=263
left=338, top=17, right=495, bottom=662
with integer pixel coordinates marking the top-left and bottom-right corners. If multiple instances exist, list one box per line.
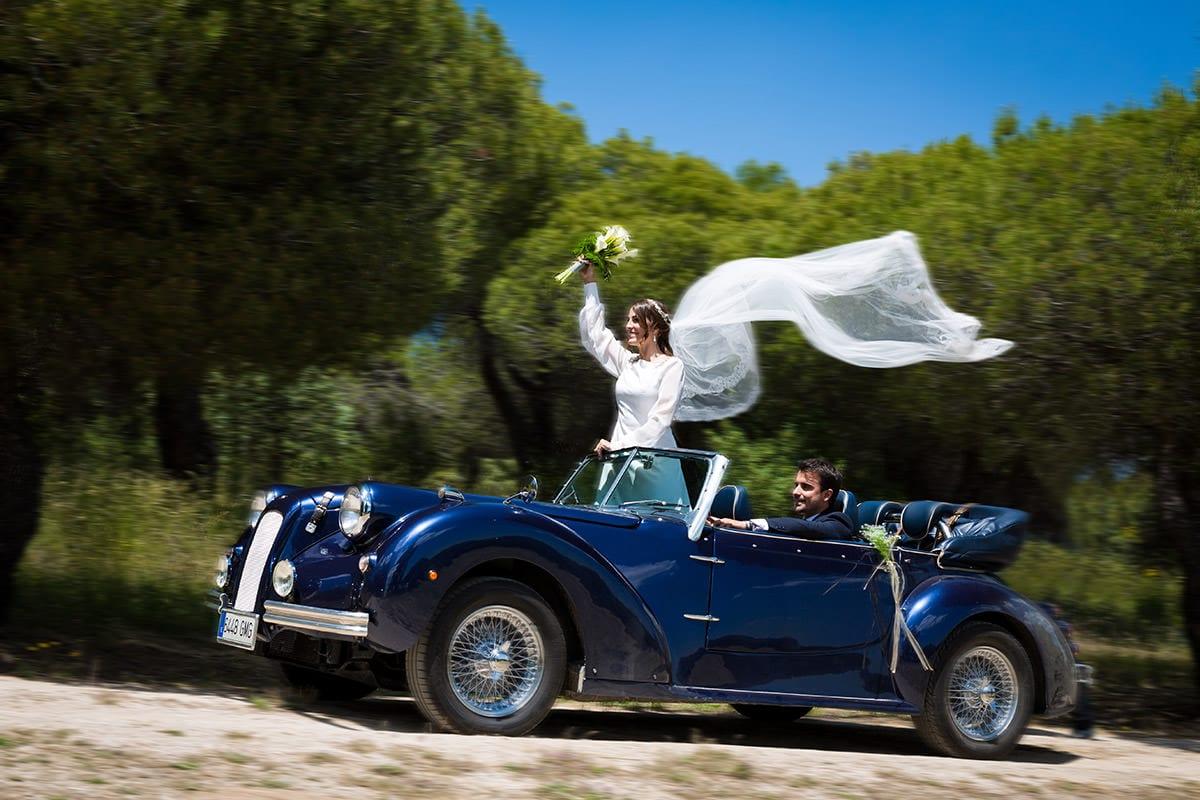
left=407, top=577, right=567, bottom=735
left=946, top=645, right=1019, bottom=742
left=914, top=622, right=1034, bottom=758
left=446, top=604, right=545, bottom=718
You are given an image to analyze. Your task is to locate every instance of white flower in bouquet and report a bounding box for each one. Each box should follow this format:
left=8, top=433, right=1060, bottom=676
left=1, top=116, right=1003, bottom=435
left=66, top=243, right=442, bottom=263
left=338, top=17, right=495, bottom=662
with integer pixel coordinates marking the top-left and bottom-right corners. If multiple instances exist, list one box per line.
left=554, top=225, right=639, bottom=284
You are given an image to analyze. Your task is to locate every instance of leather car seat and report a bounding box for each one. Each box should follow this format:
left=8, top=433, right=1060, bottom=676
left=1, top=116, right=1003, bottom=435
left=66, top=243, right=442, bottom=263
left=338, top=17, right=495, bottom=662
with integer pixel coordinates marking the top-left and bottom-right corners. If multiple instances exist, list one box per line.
left=834, top=489, right=859, bottom=530
left=711, top=485, right=753, bottom=521
left=900, top=500, right=955, bottom=546
left=857, top=500, right=903, bottom=530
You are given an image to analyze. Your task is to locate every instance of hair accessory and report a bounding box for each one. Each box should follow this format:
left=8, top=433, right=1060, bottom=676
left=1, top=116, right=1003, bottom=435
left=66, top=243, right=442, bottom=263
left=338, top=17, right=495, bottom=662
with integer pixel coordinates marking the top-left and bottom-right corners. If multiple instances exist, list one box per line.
left=648, top=299, right=671, bottom=324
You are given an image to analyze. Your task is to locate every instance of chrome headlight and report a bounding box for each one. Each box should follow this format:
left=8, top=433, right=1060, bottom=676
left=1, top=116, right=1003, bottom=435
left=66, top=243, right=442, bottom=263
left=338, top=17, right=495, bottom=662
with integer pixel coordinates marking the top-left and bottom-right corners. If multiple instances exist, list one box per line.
left=272, top=559, right=295, bottom=598
left=246, top=490, right=269, bottom=529
left=339, top=485, right=372, bottom=539
left=214, top=553, right=231, bottom=589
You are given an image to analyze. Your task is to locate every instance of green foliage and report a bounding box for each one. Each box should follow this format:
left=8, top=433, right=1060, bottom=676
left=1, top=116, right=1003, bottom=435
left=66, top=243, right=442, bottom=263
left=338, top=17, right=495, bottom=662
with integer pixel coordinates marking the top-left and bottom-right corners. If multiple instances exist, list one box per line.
left=1065, top=469, right=1152, bottom=552
left=3, top=1, right=1200, bottom=667
left=13, top=352, right=529, bottom=634
left=14, top=465, right=227, bottom=634
left=735, top=160, right=791, bottom=192
left=704, top=423, right=809, bottom=518
left=1, top=0, right=585, bottom=397
left=1004, top=540, right=1183, bottom=641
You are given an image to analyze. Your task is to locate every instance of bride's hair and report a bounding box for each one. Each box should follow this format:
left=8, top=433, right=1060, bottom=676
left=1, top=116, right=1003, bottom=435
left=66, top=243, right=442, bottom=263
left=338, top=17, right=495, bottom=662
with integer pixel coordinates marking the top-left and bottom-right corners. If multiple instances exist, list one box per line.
left=629, top=298, right=673, bottom=357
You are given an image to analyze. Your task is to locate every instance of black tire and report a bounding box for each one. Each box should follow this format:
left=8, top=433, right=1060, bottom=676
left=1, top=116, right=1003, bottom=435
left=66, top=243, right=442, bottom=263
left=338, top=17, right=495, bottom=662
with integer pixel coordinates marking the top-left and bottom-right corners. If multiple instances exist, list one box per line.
left=278, top=663, right=375, bottom=702
left=406, top=577, right=567, bottom=735
left=913, top=622, right=1035, bottom=759
left=730, top=703, right=813, bottom=723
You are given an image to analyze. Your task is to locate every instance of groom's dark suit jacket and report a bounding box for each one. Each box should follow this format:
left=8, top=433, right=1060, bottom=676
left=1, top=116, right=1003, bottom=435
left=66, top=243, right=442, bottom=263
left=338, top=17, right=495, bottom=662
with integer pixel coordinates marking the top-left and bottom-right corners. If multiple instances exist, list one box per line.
left=763, top=508, right=854, bottom=540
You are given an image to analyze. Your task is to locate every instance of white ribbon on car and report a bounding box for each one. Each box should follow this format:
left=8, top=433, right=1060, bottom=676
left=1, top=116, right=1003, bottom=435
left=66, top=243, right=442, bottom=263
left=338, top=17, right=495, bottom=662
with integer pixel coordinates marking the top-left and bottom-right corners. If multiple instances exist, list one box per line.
left=866, top=541, right=933, bottom=673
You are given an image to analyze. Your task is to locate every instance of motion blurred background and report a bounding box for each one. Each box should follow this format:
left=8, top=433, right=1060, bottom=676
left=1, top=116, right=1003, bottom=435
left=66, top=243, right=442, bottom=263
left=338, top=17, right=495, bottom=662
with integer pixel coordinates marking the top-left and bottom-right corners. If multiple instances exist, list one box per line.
left=0, top=0, right=1197, bottom=726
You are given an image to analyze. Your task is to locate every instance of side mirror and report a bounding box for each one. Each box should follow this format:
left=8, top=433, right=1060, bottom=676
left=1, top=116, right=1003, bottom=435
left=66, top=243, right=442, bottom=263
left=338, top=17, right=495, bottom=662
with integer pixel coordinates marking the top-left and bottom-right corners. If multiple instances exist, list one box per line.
left=505, top=475, right=538, bottom=505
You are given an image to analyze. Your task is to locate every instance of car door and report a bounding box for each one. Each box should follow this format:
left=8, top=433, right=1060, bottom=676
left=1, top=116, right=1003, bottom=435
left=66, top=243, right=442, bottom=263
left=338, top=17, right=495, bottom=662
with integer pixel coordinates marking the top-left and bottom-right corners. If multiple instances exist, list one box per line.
left=688, top=527, right=893, bottom=699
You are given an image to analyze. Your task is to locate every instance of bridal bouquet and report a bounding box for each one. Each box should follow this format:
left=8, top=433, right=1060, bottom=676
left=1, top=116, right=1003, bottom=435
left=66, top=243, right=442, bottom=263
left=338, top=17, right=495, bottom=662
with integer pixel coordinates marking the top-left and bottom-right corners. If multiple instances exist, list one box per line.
left=554, top=225, right=639, bottom=284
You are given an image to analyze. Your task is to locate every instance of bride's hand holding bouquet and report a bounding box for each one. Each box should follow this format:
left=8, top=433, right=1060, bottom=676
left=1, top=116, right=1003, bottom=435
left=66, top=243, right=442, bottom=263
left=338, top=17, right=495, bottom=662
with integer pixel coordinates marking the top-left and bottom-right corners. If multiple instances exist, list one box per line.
left=554, top=225, right=639, bottom=284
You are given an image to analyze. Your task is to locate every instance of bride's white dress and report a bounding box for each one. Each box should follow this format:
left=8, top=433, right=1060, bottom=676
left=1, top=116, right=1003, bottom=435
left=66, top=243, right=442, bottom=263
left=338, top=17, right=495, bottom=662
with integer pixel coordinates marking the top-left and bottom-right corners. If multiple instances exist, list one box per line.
left=579, top=283, right=689, bottom=506
left=578, top=283, right=684, bottom=449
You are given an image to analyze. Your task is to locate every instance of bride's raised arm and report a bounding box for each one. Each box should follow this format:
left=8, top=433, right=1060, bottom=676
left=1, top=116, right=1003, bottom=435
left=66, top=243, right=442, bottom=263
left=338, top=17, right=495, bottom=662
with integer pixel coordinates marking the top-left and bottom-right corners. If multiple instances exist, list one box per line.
left=578, top=278, right=629, bottom=378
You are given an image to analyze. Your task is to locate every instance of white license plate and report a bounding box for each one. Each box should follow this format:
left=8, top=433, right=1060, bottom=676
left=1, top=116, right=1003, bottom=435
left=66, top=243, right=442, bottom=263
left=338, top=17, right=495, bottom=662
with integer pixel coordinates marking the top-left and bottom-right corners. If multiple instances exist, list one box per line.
left=216, top=609, right=259, bottom=650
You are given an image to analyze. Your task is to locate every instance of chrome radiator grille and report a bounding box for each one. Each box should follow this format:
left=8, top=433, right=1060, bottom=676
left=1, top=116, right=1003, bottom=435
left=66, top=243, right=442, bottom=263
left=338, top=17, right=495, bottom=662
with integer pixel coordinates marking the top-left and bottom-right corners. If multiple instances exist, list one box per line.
left=234, top=511, right=283, bottom=612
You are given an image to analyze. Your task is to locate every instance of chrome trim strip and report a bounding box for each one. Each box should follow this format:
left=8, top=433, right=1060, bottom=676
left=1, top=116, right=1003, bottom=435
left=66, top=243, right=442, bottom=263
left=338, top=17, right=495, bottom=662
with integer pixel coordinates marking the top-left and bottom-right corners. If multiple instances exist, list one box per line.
left=1075, top=663, right=1095, bottom=685
left=262, top=600, right=369, bottom=637
left=688, top=454, right=729, bottom=542
left=689, top=555, right=726, bottom=564
left=718, top=527, right=887, bottom=550
left=683, top=613, right=719, bottom=622
left=678, top=685, right=902, bottom=704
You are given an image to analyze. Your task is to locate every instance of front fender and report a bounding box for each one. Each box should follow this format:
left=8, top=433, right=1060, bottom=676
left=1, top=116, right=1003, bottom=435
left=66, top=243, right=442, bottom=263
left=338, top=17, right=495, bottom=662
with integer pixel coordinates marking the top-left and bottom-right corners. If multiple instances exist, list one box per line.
left=359, top=503, right=671, bottom=683
left=894, top=574, right=1077, bottom=715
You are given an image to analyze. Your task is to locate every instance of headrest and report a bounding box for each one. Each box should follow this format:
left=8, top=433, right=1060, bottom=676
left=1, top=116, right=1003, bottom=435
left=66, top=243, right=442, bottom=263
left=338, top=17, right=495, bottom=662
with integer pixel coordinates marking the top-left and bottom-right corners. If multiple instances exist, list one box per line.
left=900, top=500, right=955, bottom=541
left=835, top=489, right=858, bottom=530
left=857, top=500, right=903, bottom=527
left=711, top=485, right=753, bottom=521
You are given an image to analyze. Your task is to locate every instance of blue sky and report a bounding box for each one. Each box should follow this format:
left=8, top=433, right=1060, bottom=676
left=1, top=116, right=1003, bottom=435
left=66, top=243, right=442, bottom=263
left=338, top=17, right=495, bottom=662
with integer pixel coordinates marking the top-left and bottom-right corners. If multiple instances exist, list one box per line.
left=469, top=1, right=1199, bottom=185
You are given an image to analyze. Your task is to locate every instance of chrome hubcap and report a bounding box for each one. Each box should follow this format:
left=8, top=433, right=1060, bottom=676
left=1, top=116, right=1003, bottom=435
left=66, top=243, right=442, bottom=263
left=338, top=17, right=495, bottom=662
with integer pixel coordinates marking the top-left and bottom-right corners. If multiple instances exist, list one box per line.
left=447, top=605, right=544, bottom=718
left=947, top=645, right=1018, bottom=742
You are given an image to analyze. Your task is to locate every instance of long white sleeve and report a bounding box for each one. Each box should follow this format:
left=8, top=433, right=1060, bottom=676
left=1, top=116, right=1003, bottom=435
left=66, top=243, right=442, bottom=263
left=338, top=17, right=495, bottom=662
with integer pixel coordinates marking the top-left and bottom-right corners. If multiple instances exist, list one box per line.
left=578, top=283, right=629, bottom=378
left=625, top=357, right=684, bottom=447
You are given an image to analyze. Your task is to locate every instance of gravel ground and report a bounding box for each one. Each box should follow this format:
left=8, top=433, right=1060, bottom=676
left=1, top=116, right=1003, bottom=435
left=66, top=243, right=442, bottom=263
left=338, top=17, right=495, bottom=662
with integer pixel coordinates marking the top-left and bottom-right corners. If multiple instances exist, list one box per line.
left=2, top=675, right=1198, bottom=799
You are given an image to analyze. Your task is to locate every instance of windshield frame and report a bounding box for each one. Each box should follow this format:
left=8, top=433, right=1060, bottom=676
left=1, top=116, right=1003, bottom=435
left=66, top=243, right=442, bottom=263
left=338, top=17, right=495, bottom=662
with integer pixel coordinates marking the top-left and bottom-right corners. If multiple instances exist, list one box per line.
left=553, top=446, right=728, bottom=540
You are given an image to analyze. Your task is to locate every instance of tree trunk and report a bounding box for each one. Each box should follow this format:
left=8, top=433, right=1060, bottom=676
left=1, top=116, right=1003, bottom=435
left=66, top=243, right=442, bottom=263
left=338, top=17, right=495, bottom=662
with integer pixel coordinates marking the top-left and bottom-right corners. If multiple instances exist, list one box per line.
left=1155, top=443, right=1200, bottom=698
left=0, top=388, right=44, bottom=623
left=477, top=319, right=536, bottom=473
left=476, top=324, right=586, bottom=478
left=154, top=375, right=216, bottom=480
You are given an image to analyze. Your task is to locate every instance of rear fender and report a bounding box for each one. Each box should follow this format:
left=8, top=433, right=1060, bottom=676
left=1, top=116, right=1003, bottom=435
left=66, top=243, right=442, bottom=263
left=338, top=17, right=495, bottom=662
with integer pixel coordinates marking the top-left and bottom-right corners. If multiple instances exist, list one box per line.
left=894, top=575, right=1077, bottom=715
left=360, top=503, right=670, bottom=682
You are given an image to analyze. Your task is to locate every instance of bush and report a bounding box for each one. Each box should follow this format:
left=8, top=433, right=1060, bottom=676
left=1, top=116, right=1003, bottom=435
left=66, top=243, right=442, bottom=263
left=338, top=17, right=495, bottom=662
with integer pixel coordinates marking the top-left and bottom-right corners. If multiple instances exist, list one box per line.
left=1003, top=540, right=1184, bottom=641
left=13, top=467, right=231, bottom=636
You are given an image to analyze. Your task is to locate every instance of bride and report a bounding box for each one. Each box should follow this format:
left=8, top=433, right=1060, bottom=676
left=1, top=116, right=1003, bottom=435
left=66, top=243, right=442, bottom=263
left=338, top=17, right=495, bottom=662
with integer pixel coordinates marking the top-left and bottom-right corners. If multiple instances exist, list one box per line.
left=575, top=229, right=1012, bottom=463
left=578, top=262, right=682, bottom=453
left=576, top=262, right=689, bottom=506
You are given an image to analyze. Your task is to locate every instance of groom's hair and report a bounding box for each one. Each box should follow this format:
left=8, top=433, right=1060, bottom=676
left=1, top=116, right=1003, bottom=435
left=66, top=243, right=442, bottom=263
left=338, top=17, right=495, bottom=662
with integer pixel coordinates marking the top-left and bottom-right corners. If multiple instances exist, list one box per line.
left=797, top=458, right=843, bottom=496
left=629, top=298, right=673, bottom=357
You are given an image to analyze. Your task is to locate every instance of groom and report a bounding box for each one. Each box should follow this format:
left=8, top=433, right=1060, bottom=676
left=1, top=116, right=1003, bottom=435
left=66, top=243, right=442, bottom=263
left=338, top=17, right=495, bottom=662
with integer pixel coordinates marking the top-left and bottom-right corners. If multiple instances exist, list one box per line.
left=708, top=458, right=853, bottom=540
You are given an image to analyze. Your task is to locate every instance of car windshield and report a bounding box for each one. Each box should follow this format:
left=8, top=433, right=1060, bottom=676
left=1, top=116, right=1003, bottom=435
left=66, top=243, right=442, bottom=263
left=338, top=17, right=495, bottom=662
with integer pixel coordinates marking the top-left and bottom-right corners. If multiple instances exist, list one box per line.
left=554, top=448, right=714, bottom=516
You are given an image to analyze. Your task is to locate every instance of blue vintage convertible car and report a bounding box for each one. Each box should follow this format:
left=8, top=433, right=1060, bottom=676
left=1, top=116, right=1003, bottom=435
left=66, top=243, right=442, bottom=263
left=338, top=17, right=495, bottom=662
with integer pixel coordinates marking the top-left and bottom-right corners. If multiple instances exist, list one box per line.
left=211, top=446, right=1079, bottom=759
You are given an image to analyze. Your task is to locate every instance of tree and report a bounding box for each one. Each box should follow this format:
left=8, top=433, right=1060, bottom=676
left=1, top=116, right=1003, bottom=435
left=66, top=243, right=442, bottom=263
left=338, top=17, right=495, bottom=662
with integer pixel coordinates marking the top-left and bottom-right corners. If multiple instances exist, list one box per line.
left=0, top=0, right=580, bottom=619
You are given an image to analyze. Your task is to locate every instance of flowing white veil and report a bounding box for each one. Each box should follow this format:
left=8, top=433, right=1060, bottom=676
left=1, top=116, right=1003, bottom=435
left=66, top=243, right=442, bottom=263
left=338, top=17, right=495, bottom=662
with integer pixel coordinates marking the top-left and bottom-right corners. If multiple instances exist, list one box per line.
left=670, top=231, right=1012, bottom=422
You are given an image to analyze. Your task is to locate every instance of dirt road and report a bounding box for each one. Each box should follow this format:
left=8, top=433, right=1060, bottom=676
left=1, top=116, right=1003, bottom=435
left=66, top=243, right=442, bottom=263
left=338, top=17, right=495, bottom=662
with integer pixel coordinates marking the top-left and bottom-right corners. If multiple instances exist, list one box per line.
left=1, top=675, right=1197, bottom=799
